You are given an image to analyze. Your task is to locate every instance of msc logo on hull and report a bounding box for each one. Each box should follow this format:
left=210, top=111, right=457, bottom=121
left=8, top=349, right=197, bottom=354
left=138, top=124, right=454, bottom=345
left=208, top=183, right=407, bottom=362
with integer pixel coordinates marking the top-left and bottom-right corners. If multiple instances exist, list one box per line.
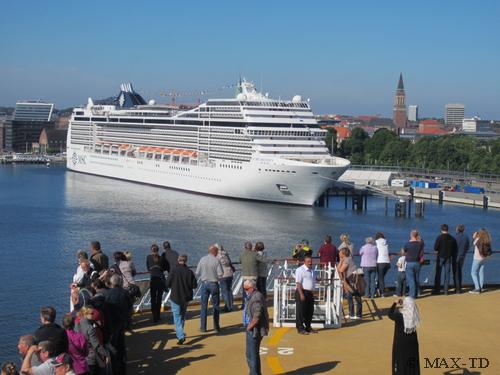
left=71, top=152, right=87, bottom=166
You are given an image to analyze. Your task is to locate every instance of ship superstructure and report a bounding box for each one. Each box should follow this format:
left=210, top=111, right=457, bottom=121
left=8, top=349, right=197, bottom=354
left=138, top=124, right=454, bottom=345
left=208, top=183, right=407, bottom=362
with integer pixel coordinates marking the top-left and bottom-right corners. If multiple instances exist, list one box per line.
left=67, top=80, right=350, bottom=205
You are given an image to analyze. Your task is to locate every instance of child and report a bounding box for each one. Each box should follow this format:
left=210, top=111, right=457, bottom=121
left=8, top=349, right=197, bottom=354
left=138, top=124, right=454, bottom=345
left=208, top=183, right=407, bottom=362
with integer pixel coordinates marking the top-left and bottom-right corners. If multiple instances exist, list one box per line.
left=395, top=248, right=407, bottom=297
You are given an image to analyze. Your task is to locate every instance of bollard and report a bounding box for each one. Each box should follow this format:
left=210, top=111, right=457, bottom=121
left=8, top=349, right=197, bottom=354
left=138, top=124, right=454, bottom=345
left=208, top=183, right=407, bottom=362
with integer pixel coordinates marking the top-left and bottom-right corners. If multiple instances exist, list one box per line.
left=395, top=199, right=407, bottom=217
left=438, top=190, right=444, bottom=205
left=409, top=187, right=415, bottom=199
left=415, top=199, right=424, bottom=217
left=483, top=195, right=489, bottom=210
left=352, top=194, right=364, bottom=211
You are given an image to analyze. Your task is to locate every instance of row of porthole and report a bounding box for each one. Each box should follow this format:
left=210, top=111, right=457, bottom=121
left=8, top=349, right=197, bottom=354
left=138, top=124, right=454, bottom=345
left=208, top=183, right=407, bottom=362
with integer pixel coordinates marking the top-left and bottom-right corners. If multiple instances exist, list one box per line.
left=153, top=169, right=221, bottom=182
left=169, top=165, right=190, bottom=172
left=91, top=155, right=118, bottom=161
left=259, top=168, right=296, bottom=174
left=221, top=164, right=242, bottom=169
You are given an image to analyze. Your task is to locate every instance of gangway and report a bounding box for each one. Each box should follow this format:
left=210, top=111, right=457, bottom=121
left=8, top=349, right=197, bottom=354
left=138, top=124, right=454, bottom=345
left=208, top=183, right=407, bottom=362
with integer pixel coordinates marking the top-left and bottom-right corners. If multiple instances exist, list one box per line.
left=272, top=260, right=342, bottom=329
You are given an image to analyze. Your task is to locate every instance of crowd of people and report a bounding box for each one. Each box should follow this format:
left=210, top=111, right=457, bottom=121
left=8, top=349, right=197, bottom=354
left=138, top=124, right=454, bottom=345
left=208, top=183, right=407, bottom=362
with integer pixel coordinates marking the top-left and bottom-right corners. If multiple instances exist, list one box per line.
left=4, top=241, right=136, bottom=375
left=2, top=224, right=493, bottom=375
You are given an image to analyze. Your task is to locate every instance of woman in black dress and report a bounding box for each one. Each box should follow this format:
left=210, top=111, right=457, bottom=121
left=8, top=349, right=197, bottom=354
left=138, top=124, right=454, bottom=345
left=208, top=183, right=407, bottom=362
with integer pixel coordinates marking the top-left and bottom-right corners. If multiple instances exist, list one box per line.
left=388, top=297, right=421, bottom=375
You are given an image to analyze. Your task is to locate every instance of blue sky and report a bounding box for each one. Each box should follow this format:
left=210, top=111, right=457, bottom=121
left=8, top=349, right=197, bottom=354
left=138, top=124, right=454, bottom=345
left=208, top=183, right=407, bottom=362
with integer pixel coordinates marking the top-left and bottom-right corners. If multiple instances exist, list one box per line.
left=1, top=1, right=499, bottom=118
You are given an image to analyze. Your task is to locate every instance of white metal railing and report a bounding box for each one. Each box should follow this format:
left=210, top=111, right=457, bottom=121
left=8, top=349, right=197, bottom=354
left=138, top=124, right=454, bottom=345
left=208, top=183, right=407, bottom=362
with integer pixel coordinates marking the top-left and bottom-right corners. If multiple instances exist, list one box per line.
left=133, top=261, right=343, bottom=331
left=273, top=261, right=342, bottom=329
left=133, top=263, right=278, bottom=313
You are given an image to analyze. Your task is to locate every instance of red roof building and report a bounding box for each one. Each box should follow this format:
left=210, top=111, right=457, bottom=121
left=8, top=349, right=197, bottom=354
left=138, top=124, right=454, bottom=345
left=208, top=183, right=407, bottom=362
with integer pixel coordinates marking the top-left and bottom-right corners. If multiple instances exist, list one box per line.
left=333, top=126, right=351, bottom=142
left=418, top=119, right=448, bottom=135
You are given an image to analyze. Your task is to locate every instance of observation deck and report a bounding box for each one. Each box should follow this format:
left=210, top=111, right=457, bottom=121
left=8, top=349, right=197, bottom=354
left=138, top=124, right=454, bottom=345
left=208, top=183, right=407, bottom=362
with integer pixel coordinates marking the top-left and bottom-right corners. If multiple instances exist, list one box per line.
left=126, top=257, right=500, bottom=374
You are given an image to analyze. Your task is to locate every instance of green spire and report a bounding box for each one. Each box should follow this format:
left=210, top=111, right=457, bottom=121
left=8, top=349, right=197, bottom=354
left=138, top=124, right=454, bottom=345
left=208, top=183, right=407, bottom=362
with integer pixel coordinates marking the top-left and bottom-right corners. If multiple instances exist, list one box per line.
left=397, top=73, right=404, bottom=90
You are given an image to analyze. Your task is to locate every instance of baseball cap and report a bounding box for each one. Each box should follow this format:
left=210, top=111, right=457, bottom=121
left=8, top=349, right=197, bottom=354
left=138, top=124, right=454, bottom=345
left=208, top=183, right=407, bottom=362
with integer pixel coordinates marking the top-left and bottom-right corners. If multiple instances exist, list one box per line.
left=51, top=353, right=73, bottom=367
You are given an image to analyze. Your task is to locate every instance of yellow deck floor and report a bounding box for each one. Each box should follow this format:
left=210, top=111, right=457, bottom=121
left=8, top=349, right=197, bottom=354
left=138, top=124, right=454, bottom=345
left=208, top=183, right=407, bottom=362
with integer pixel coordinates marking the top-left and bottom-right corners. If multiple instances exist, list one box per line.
left=127, top=289, right=500, bottom=374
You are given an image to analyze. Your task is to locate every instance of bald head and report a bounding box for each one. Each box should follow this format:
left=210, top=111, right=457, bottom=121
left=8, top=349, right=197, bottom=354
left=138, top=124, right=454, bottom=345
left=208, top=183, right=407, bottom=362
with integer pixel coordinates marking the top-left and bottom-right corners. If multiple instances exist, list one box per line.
left=208, top=245, right=218, bottom=256
left=410, top=230, right=419, bottom=240
left=18, top=335, right=35, bottom=355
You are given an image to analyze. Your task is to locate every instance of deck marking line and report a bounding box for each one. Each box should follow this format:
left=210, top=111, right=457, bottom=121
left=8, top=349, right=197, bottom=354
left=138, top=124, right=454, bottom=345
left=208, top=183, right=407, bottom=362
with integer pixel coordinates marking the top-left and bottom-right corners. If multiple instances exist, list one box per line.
left=268, top=327, right=289, bottom=346
left=152, top=340, right=161, bottom=350
left=267, top=356, right=286, bottom=374
left=266, top=327, right=290, bottom=374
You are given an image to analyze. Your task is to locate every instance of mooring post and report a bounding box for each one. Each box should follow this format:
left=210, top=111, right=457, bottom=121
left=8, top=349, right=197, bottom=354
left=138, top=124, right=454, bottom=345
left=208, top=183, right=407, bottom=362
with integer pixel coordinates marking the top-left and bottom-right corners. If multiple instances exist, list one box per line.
left=483, top=195, right=489, bottom=210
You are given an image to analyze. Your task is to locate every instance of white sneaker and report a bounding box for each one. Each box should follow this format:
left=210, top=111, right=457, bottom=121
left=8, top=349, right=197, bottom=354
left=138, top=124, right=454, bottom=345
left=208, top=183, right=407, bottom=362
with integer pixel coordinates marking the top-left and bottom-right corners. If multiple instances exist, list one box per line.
left=469, top=289, right=480, bottom=294
left=344, top=315, right=350, bottom=319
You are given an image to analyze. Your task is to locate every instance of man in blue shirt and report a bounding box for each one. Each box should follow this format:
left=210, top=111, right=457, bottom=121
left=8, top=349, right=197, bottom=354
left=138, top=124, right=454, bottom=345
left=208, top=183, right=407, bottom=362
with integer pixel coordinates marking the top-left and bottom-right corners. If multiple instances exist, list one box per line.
left=454, top=224, right=470, bottom=294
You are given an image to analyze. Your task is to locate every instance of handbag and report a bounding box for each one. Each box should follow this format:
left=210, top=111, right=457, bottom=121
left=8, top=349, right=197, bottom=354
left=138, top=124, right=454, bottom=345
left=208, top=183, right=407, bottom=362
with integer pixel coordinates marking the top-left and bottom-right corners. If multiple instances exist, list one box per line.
left=355, top=273, right=366, bottom=295
left=126, top=283, right=142, bottom=298
left=121, top=270, right=141, bottom=298
left=342, top=279, right=355, bottom=294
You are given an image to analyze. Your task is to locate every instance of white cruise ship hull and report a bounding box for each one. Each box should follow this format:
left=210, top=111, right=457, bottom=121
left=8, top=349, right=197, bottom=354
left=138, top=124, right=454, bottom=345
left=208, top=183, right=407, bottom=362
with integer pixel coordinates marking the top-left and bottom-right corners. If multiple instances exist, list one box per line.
left=67, top=148, right=348, bottom=205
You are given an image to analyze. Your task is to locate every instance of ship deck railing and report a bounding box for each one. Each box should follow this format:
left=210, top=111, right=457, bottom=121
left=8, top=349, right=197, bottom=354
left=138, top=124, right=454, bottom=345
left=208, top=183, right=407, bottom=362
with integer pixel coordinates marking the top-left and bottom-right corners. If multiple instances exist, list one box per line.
left=133, top=259, right=344, bottom=329
left=132, top=251, right=499, bottom=317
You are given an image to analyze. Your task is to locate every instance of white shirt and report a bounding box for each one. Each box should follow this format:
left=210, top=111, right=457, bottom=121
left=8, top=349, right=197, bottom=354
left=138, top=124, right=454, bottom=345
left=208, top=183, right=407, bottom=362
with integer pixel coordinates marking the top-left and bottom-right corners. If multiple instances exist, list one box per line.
left=376, top=238, right=390, bottom=263
left=397, top=256, right=406, bottom=272
left=295, top=264, right=315, bottom=291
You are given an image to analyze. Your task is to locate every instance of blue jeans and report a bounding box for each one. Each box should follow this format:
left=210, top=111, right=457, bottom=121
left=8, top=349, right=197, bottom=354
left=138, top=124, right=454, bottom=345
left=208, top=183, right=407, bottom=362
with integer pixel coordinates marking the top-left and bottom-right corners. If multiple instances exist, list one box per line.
left=434, top=257, right=452, bottom=293
left=246, top=330, right=263, bottom=375
left=405, top=262, right=420, bottom=298
left=200, top=281, right=220, bottom=331
left=219, top=276, right=234, bottom=311
left=395, top=271, right=406, bottom=297
left=471, top=258, right=486, bottom=291
left=363, top=267, right=377, bottom=298
left=170, top=300, right=187, bottom=340
left=345, top=291, right=362, bottom=317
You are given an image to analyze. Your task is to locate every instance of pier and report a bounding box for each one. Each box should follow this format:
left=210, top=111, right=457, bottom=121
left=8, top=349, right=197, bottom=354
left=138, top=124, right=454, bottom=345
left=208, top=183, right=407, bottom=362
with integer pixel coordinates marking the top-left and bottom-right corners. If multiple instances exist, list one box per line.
left=0, top=154, right=66, bottom=164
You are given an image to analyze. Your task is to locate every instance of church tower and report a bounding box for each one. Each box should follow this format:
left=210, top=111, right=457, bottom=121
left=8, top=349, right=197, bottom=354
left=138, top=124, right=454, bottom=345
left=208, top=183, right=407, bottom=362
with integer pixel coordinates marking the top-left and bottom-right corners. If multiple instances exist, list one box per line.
left=393, top=73, right=407, bottom=129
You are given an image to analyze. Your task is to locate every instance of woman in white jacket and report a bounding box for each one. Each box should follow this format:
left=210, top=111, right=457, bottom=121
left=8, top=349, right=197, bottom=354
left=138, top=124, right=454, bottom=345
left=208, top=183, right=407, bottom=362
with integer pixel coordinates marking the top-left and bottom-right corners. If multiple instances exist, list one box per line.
left=375, top=232, right=391, bottom=297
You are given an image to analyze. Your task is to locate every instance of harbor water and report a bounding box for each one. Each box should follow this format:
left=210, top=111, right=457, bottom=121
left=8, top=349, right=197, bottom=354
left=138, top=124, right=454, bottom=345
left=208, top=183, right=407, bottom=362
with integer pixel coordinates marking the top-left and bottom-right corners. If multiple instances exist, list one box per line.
left=0, top=164, right=498, bottom=364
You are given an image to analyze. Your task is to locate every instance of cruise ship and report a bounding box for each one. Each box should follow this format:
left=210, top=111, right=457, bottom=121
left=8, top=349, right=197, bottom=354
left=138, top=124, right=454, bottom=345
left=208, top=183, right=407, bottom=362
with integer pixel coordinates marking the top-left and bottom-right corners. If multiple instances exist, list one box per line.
left=66, top=80, right=350, bottom=205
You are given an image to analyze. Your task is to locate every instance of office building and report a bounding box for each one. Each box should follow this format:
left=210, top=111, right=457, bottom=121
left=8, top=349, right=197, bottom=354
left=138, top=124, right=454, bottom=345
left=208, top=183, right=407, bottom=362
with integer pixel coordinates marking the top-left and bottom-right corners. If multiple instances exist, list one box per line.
left=445, top=103, right=465, bottom=127
left=13, top=101, right=53, bottom=122
left=408, top=105, right=418, bottom=122
left=4, top=101, right=55, bottom=152
left=462, top=117, right=491, bottom=132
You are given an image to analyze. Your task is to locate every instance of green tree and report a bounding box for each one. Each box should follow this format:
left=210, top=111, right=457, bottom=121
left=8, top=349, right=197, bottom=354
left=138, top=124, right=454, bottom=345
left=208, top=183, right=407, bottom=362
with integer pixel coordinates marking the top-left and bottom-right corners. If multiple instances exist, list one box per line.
left=324, top=128, right=337, bottom=155
left=364, top=128, right=398, bottom=164
left=379, top=139, right=411, bottom=165
left=339, top=127, right=368, bottom=164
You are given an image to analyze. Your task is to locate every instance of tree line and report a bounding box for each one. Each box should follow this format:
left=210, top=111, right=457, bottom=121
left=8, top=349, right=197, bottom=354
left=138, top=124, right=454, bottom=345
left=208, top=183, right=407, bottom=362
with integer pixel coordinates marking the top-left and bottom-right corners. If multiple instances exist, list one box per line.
left=325, top=128, right=500, bottom=175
